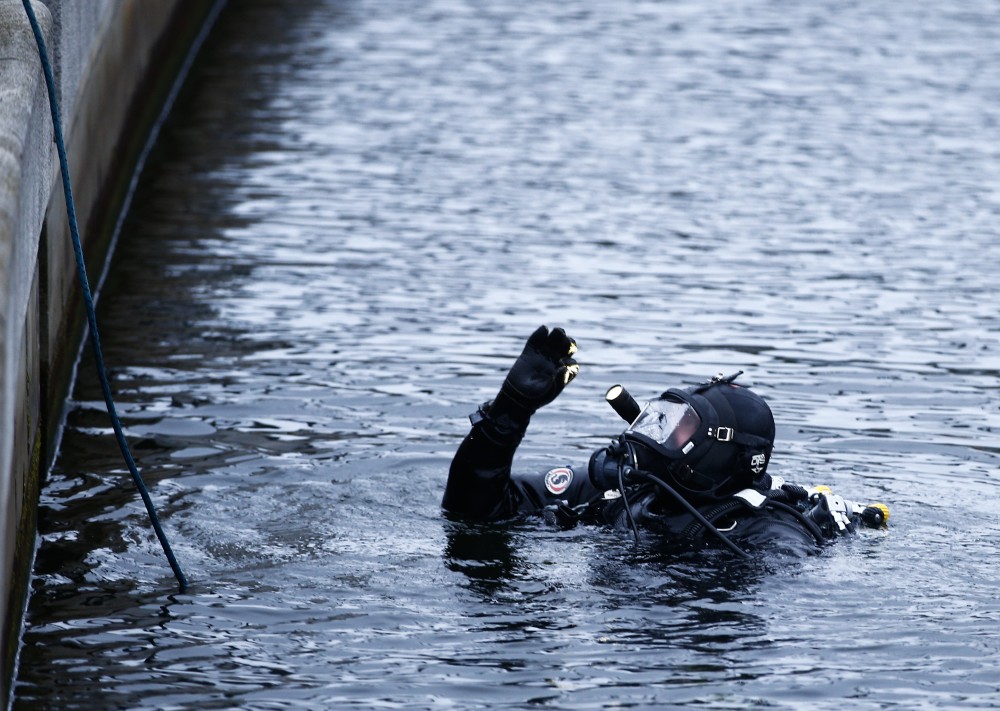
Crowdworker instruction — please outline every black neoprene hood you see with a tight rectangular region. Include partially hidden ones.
[667,380,776,489]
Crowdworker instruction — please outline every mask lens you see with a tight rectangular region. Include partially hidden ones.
[627,398,701,453]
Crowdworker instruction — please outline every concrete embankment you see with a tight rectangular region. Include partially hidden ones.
[0,0,223,700]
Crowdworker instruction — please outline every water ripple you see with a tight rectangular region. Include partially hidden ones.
[15,0,1000,708]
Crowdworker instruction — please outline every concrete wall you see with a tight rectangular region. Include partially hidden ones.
[0,0,223,701]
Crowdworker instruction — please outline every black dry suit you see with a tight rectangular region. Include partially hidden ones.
[444,373,888,557]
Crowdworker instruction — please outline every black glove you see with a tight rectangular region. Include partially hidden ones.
[488,325,580,421]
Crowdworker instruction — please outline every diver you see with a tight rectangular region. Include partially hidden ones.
[443,325,888,558]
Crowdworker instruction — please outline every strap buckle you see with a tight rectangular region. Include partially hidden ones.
[469,401,491,426]
[709,426,734,442]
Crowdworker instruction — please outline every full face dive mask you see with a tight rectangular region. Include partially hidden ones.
[591,373,776,501]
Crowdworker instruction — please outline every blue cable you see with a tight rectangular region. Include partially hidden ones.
[21,0,188,590]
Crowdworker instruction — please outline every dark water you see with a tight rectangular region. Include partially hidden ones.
[13,0,1000,708]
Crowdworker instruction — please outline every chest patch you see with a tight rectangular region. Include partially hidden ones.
[544,467,574,495]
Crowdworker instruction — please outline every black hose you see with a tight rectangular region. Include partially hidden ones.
[22,0,187,589]
[621,457,751,560]
[618,456,641,544]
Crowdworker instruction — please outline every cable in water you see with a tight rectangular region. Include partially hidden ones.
[21,0,188,590]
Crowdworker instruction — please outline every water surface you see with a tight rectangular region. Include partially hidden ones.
[14,0,1000,708]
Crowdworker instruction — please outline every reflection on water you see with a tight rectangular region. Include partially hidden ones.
[14,0,1000,708]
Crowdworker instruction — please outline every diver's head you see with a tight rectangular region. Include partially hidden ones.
[591,373,775,501]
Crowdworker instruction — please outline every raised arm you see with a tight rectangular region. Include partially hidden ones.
[443,326,579,520]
